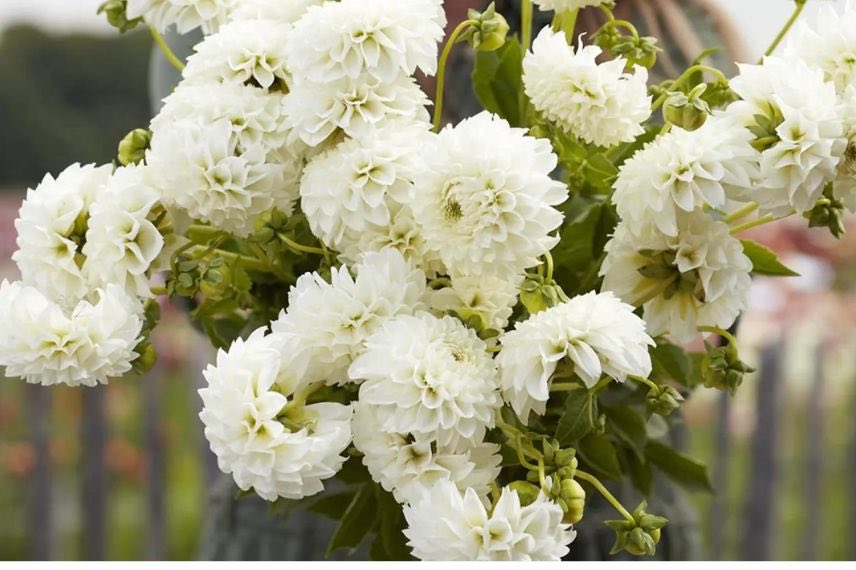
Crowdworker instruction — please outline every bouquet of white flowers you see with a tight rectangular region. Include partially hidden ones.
[3,0,854,561]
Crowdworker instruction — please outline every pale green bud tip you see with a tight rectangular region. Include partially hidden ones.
[663,84,710,131]
[462,2,509,52]
[117,128,152,166]
[98,0,142,33]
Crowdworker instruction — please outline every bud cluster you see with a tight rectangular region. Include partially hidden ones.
[605,501,668,557]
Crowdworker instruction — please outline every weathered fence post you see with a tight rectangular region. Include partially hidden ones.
[802,343,825,560]
[708,390,732,559]
[741,340,782,561]
[27,384,53,560]
[144,365,166,560]
[81,387,107,560]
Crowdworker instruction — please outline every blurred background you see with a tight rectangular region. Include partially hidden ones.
[1,0,855,561]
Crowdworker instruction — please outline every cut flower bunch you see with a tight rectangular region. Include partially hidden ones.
[4,0,856,561]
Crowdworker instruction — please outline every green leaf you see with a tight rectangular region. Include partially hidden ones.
[577,434,622,480]
[650,341,693,387]
[471,39,525,126]
[370,486,413,561]
[623,450,654,496]
[308,490,357,520]
[326,483,378,557]
[741,239,800,277]
[645,441,714,492]
[555,389,592,444]
[603,406,647,461]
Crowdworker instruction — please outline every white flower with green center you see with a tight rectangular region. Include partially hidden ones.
[0,281,143,387]
[282,74,431,147]
[272,248,429,385]
[532,0,611,13]
[352,402,501,505]
[403,480,575,561]
[412,111,567,279]
[351,312,501,447]
[784,0,856,94]
[288,0,445,83]
[127,0,237,34]
[183,19,293,92]
[613,116,758,237]
[82,165,165,298]
[300,121,430,257]
[523,28,651,147]
[199,327,353,501]
[497,291,654,419]
[429,273,522,333]
[726,57,846,216]
[12,163,112,307]
[600,212,752,343]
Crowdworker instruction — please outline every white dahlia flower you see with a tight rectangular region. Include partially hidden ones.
[403,481,575,561]
[783,0,856,94]
[523,28,651,147]
[183,19,292,92]
[429,273,522,333]
[600,212,752,343]
[411,112,566,279]
[0,281,143,387]
[82,165,164,298]
[532,0,611,13]
[726,57,846,216]
[272,248,428,384]
[199,327,353,501]
[497,291,653,419]
[228,0,323,25]
[352,402,501,505]
[12,163,111,306]
[283,74,431,147]
[126,0,237,34]
[299,121,430,256]
[350,312,501,447]
[146,117,294,237]
[613,116,758,237]
[288,0,445,82]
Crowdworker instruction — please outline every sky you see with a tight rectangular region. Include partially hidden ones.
[0,0,851,60]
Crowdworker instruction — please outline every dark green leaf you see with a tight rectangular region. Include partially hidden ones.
[308,490,356,520]
[471,39,525,126]
[645,441,714,492]
[370,486,413,561]
[741,239,800,277]
[326,484,378,557]
[577,434,622,480]
[555,389,592,444]
[623,450,654,496]
[603,406,647,460]
[650,342,691,386]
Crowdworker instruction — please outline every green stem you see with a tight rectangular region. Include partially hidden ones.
[188,245,270,273]
[552,10,579,44]
[651,65,730,110]
[433,20,477,132]
[188,224,226,243]
[698,325,738,347]
[629,374,659,392]
[728,214,777,234]
[575,469,635,522]
[550,382,583,392]
[762,0,808,60]
[149,26,185,72]
[521,0,534,51]
[276,232,326,256]
[544,250,555,283]
[723,201,759,223]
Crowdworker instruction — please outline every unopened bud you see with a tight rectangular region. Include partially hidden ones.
[702,341,755,395]
[98,0,142,33]
[663,84,710,131]
[804,183,846,238]
[463,3,509,52]
[647,385,684,416]
[559,478,586,524]
[118,128,151,166]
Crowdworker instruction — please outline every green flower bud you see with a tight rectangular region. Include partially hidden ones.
[663,84,710,131]
[702,341,755,395]
[199,260,232,299]
[804,183,846,238]
[519,278,560,315]
[559,478,586,524]
[131,342,157,375]
[606,501,668,557]
[462,3,509,52]
[98,0,142,33]
[554,448,577,469]
[625,527,657,556]
[117,128,151,166]
[646,385,684,416]
[508,481,541,507]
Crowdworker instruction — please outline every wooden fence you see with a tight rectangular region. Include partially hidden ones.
[10,337,856,561]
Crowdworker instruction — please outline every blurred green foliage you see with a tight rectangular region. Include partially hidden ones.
[0,25,151,188]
